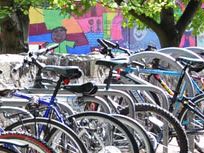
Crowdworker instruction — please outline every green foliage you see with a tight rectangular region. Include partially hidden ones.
[190,8,204,35]
[0,0,95,20]
[0,0,203,36]
[0,6,12,20]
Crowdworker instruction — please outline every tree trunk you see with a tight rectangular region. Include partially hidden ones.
[0,10,29,54]
[156,8,181,48]
[157,30,182,48]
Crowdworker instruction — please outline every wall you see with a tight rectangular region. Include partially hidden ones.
[29,4,161,54]
[29,3,202,54]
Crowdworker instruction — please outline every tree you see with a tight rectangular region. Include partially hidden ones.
[0,0,203,53]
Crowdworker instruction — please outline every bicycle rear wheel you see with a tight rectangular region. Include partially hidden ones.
[112,114,155,153]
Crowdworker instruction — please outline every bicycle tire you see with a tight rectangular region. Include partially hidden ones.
[0,146,17,153]
[67,111,139,153]
[178,93,204,152]
[178,92,204,126]
[112,114,155,153]
[134,103,189,153]
[0,131,55,153]
[5,117,88,153]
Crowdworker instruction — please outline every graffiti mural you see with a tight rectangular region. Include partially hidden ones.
[29,4,162,54]
[30,3,203,54]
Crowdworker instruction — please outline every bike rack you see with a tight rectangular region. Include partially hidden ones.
[186,46,204,55]
[158,47,203,59]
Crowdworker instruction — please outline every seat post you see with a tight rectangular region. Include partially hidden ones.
[106,66,114,90]
[52,76,63,98]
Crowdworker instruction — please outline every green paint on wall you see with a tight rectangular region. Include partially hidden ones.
[44,9,70,30]
[103,13,116,39]
[54,40,75,54]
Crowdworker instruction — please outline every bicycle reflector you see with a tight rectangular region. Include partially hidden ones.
[63,79,70,85]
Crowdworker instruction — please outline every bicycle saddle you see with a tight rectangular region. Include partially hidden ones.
[64,82,98,95]
[96,58,129,68]
[43,65,82,79]
[0,89,13,97]
[176,56,204,72]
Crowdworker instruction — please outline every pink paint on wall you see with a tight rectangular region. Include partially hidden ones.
[77,17,103,33]
[179,31,195,47]
[111,13,123,40]
[29,23,50,35]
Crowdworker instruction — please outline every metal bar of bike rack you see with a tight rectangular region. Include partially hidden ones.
[94,89,135,118]
[96,84,169,110]
[186,46,204,55]
[158,47,203,59]
[20,83,169,111]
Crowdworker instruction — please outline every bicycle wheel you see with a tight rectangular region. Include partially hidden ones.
[5,117,88,153]
[74,98,155,152]
[0,146,17,153]
[66,111,139,153]
[112,114,155,153]
[0,131,55,153]
[178,93,204,152]
[134,103,188,153]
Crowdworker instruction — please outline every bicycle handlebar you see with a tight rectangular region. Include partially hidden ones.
[97,39,109,49]
[99,39,131,56]
[102,39,131,55]
[12,43,59,73]
[33,43,59,56]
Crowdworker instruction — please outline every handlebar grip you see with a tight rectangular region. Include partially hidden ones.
[97,39,108,48]
[102,39,131,55]
[12,63,24,73]
[102,39,118,48]
[47,43,59,51]
[34,43,59,56]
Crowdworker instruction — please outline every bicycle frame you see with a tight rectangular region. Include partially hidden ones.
[124,65,203,96]
[13,91,65,123]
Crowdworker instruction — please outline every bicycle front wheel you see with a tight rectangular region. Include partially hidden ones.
[5,117,88,153]
[0,131,55,153]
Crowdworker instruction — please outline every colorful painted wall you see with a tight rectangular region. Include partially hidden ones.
[29,4,201,54]
[29,4,161,54]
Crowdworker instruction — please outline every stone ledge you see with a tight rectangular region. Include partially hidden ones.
[0,53,105,88]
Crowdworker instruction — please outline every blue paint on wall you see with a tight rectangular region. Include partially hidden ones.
[29,33,53,43]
